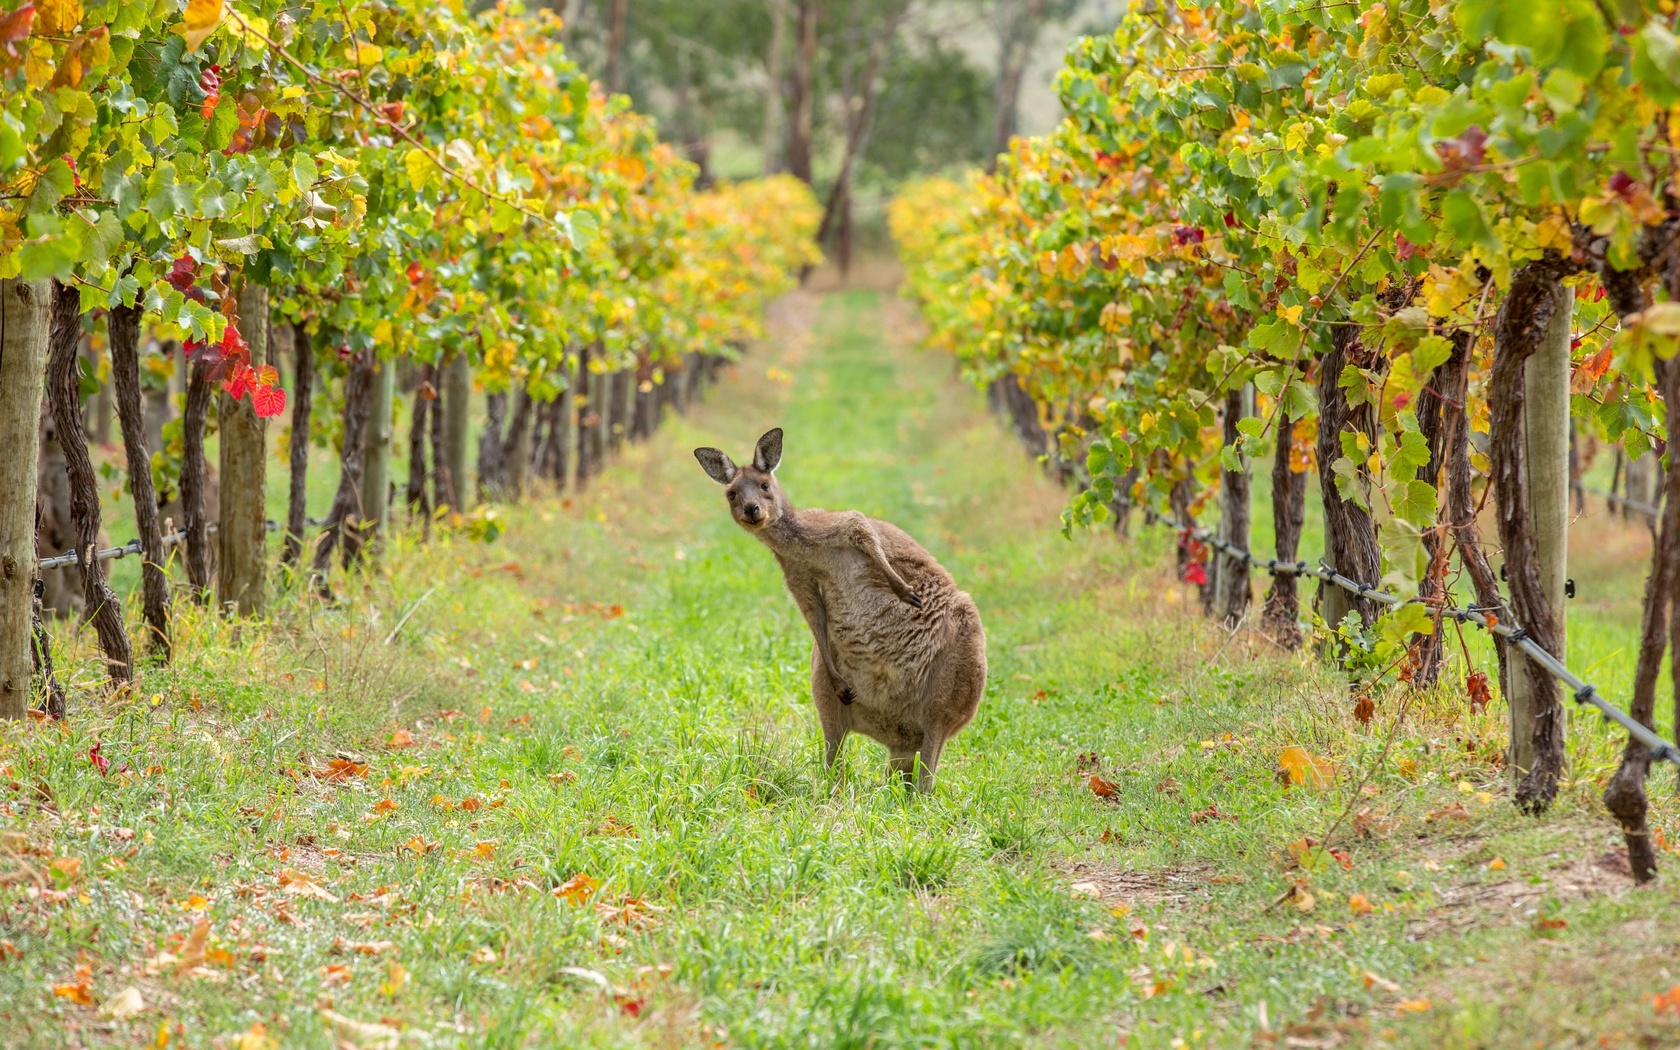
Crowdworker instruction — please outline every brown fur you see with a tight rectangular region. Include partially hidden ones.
[695,429,986,790]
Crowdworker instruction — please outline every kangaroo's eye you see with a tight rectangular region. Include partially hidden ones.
[760,483,770,493]
[726,491,737,501]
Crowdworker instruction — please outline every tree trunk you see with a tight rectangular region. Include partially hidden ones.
[478,391,508,503]
[348,355,395,563]
[312,355,375,580]
[588,360,608,473]
[181,359,215,599]
[1490,262,1572,814]
[283,322,314,566]
[109,302,171,659]
[501,387,535,500]
[407,363,434,526]
[1315,326,1383,636]
[218,283,269,618]
[46,281,132,685]
[814,5,907,256]
[576,347,597,489]
[990,0,1050,167]
[442,352,471,511]
[786,0,817,184]
[1215,386,1252,627]
[1261,407,1307,649]
[0,279,51,719]
[604,0,628,94]
[762,0,788,174]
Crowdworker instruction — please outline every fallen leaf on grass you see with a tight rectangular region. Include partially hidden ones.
[1278,747,1337,789]
[319,963,353,986]
[279,869,340,902]
[1363,971,1401,993]
[1653,985,1680,1015]
[615,995,645,1017]
[402,836,440,856]
[557,965,612,992]
[338,939,397,956]
[319,1009,407,1050]
[313,758,368,781]
[98,986,144,1020]
[1189,804,1231,824]
[1347,894,1374,916]
[1534,915,1567,932]
[52,964,95,1005]
[555,873,599,904]
[471,841,497,861]
[1272,881,1315,913]
[547,772,577,785]
[1069,881,1101,899]
[1394,998,1432,1015]
[1087,774,1119,799]
[387,729,416,749]
[380,960,408,999]
[1487,858,1507,871]
[470,946,498,964]
[593,816,636,837]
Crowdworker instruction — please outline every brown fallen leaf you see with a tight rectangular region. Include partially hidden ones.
[52,963,95,1005]
[387,729,416,749]
[1087,774,1119,799]
[555,873,599,904]
[1277,747,1336,789]
[278,869,341,903]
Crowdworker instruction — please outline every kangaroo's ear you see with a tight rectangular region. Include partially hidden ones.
[754,428,784,473]
[693,447,737,485]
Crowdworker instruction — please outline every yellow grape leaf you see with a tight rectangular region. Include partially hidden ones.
[1278,746,1336,789]
[36,0,81,35]
[182,0,224,52]
[1279,303,1304,327]
[1534,213,1572,251]
[344,41,382,66]
[404,148,431,192]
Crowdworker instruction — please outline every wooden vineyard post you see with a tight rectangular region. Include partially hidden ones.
[0,279,52,718]
[442,352,471,511]
[1509,283,1573,781]
[1214,385,1253,627]
[283,322,315,567]
[218,282,269,617]
[358,354,396,551]
[1261,405,1307,649]
[1491,264,1572,813]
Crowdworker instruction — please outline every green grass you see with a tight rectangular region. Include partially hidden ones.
[5,290,1680,1049]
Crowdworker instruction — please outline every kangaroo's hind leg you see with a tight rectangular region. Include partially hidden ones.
[811,646,848,770]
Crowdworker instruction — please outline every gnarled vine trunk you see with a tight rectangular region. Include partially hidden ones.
[181,358,215,600]
[46,281,132,686]
[1261,405,1307,649]
[109,302,171,658]
[1215,385,1252,628]
[218,283,269,617]
[313,354,376,581]
[1315,325,1383,635]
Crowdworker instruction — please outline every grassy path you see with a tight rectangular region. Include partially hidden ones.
[5,291,1680,1048]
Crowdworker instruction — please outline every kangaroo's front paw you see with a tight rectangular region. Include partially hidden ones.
[838,684,857,705]
[898,588,923,609]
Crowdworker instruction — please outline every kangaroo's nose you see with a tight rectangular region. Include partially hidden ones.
[744,503,762,521]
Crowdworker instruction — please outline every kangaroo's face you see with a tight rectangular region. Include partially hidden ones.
[694,428,785,531]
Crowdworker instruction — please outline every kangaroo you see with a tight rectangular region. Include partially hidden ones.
[694,428,986,791]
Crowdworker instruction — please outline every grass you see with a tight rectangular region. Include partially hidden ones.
[4,289,1680,1049]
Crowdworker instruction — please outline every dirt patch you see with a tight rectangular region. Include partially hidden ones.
[1403,846,1634,941]
[1059,861,1217,910]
